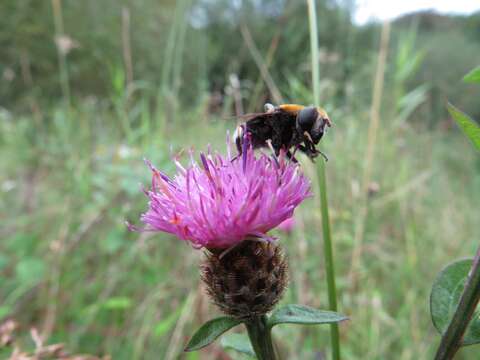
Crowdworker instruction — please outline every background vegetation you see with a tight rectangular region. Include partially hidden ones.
[1,0,480,358]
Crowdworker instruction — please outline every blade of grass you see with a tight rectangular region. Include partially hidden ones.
[51,0,71,108]
[172,0,191,98]
[160,3,180,93]
[247,31,280,112]
[447,103,480,152]
[307,1,340,359]
[121,7,134,88]
[164,290,197,360]
[240,23,283,105]
[348,21,390,288]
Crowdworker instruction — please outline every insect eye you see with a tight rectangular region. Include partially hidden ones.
[297,107,317,130]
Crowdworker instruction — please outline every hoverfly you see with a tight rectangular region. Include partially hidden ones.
[234,103,331,161]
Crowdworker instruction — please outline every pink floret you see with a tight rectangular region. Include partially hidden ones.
[277,217,296,234]
[133,138,311,249]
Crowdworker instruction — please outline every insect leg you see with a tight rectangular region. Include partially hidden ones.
[230,125,246,162]
[299,144,317,163]
[234,125,244,156]
[285,150,298,163]
[309,143,328,162]
[316,149,328,162]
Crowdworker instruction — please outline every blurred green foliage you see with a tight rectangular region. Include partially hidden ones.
[2,0,479,119]
[1,0,480,359]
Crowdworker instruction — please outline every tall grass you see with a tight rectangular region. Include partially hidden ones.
[2,82,480,359]
[51,0,71,108]
[349,21,391,287]
[307,1,340,359]
[2,3,480,359]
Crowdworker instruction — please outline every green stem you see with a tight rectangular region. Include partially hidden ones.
[317,160,340,360]
[307,1,341,359]
[51,0,71,108]
[307,0,320,105]
[245,316,276,360]
[434,246,480,360]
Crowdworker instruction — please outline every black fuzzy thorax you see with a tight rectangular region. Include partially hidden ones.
[244,110,303,154]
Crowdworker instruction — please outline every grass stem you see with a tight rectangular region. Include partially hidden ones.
[240,23,283,105]
[51,0,71,108]
[317,160,340,360]
[307,1,340,359]
[348,21,390,287]
[121,7,134,88]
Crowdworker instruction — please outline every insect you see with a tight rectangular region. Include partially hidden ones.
[234,103,331,162]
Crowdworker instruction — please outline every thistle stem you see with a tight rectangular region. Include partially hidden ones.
[245,315,276,360]
[434,246,480,360]
[307,0,341,359]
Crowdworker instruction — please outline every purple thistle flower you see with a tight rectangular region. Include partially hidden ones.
[130,135,311,249]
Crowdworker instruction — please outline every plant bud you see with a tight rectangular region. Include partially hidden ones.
[201,240,288,320]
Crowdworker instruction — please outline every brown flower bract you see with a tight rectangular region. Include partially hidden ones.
[201,240,288,320]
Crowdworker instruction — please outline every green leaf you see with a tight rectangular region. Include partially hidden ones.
[154,305,183,338]
[101,229,126,253]
[430,259,480,345]
[447,103,480,152]
[0,254,9,271]
[463,66,480,84]
[268,304,348,329]
[102,296,132,310]
[15,258,46,286]
[185,317,242,352]
[221,333,255,357]
[7,233,39,256]
[184,352,200,360]
[0,305,11,320]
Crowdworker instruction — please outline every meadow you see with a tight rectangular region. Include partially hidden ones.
[1,1,480,359]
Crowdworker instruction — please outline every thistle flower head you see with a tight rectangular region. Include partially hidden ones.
[132,134,311,249]
[202,240,288,319]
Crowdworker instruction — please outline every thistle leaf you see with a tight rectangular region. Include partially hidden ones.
[268,304,348,329]
[184,317,242,352]
[430,259,480,345]
[221,333,255,357]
